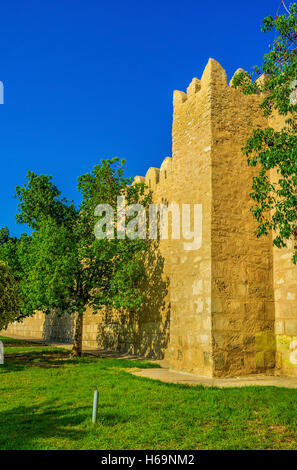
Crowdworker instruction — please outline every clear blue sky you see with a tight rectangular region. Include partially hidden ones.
[0,0,278,236]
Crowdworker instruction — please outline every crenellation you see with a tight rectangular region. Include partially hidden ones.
[229,68,250,87]
[145,167,160,188]
[159,157,172,182]
[200,58,228,90]
[255,73,270,87]
[186,77,201,96]
[133,175,145,184]
[173,90,187,106]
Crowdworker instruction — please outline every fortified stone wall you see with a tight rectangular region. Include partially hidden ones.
[209,62,275,376]
[268,112,297,376]
[2,59,297,377]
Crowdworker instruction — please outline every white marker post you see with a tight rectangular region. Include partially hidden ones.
[0,341,4,365]
[92,388,99,424]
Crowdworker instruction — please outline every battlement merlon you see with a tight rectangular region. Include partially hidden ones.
[173,58,268,107]
[134,58,268,189]
[173,58,228,107]
[133,157,172,188]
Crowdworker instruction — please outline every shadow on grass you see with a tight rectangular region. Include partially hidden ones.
[0,336,35,344]
[0,400,90,449]
[0,336,52,348]
[1,348,160,374]
[2,350,97,373]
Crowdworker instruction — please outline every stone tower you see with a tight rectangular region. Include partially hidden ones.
[138,58,274,377]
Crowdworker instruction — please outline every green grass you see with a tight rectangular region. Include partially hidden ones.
[1,336,297,450]
[0,335,31,343]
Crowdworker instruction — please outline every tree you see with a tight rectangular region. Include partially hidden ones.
[14,158,150,356]
[15,171,77,230]
[0,172,75,326]
[0,227,30,281]
[232,2,297,263]
[0,261,22,331]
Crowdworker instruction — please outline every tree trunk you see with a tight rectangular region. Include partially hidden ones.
[71,312,83,357]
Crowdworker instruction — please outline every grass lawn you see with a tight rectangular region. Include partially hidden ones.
[0,336,297,450]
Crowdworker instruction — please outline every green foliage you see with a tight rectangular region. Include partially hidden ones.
[0,261,22,330]
[232,3,297,263]
[0,227,30,280]
[76,158,151,311]
[18,219,81,316]
[15,171,76,230]
[4,158,151,352]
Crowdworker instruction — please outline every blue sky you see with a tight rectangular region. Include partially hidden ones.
[0,0,278,236]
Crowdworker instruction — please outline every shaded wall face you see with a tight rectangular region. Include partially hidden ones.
[2,311,75,344]
[268,113,297,376]
[210,72,275,376]
[273,241,297,376]
[2,305,170,357]
[43,311,75,343]
[85,255,171,358]
[3,312,46,340]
